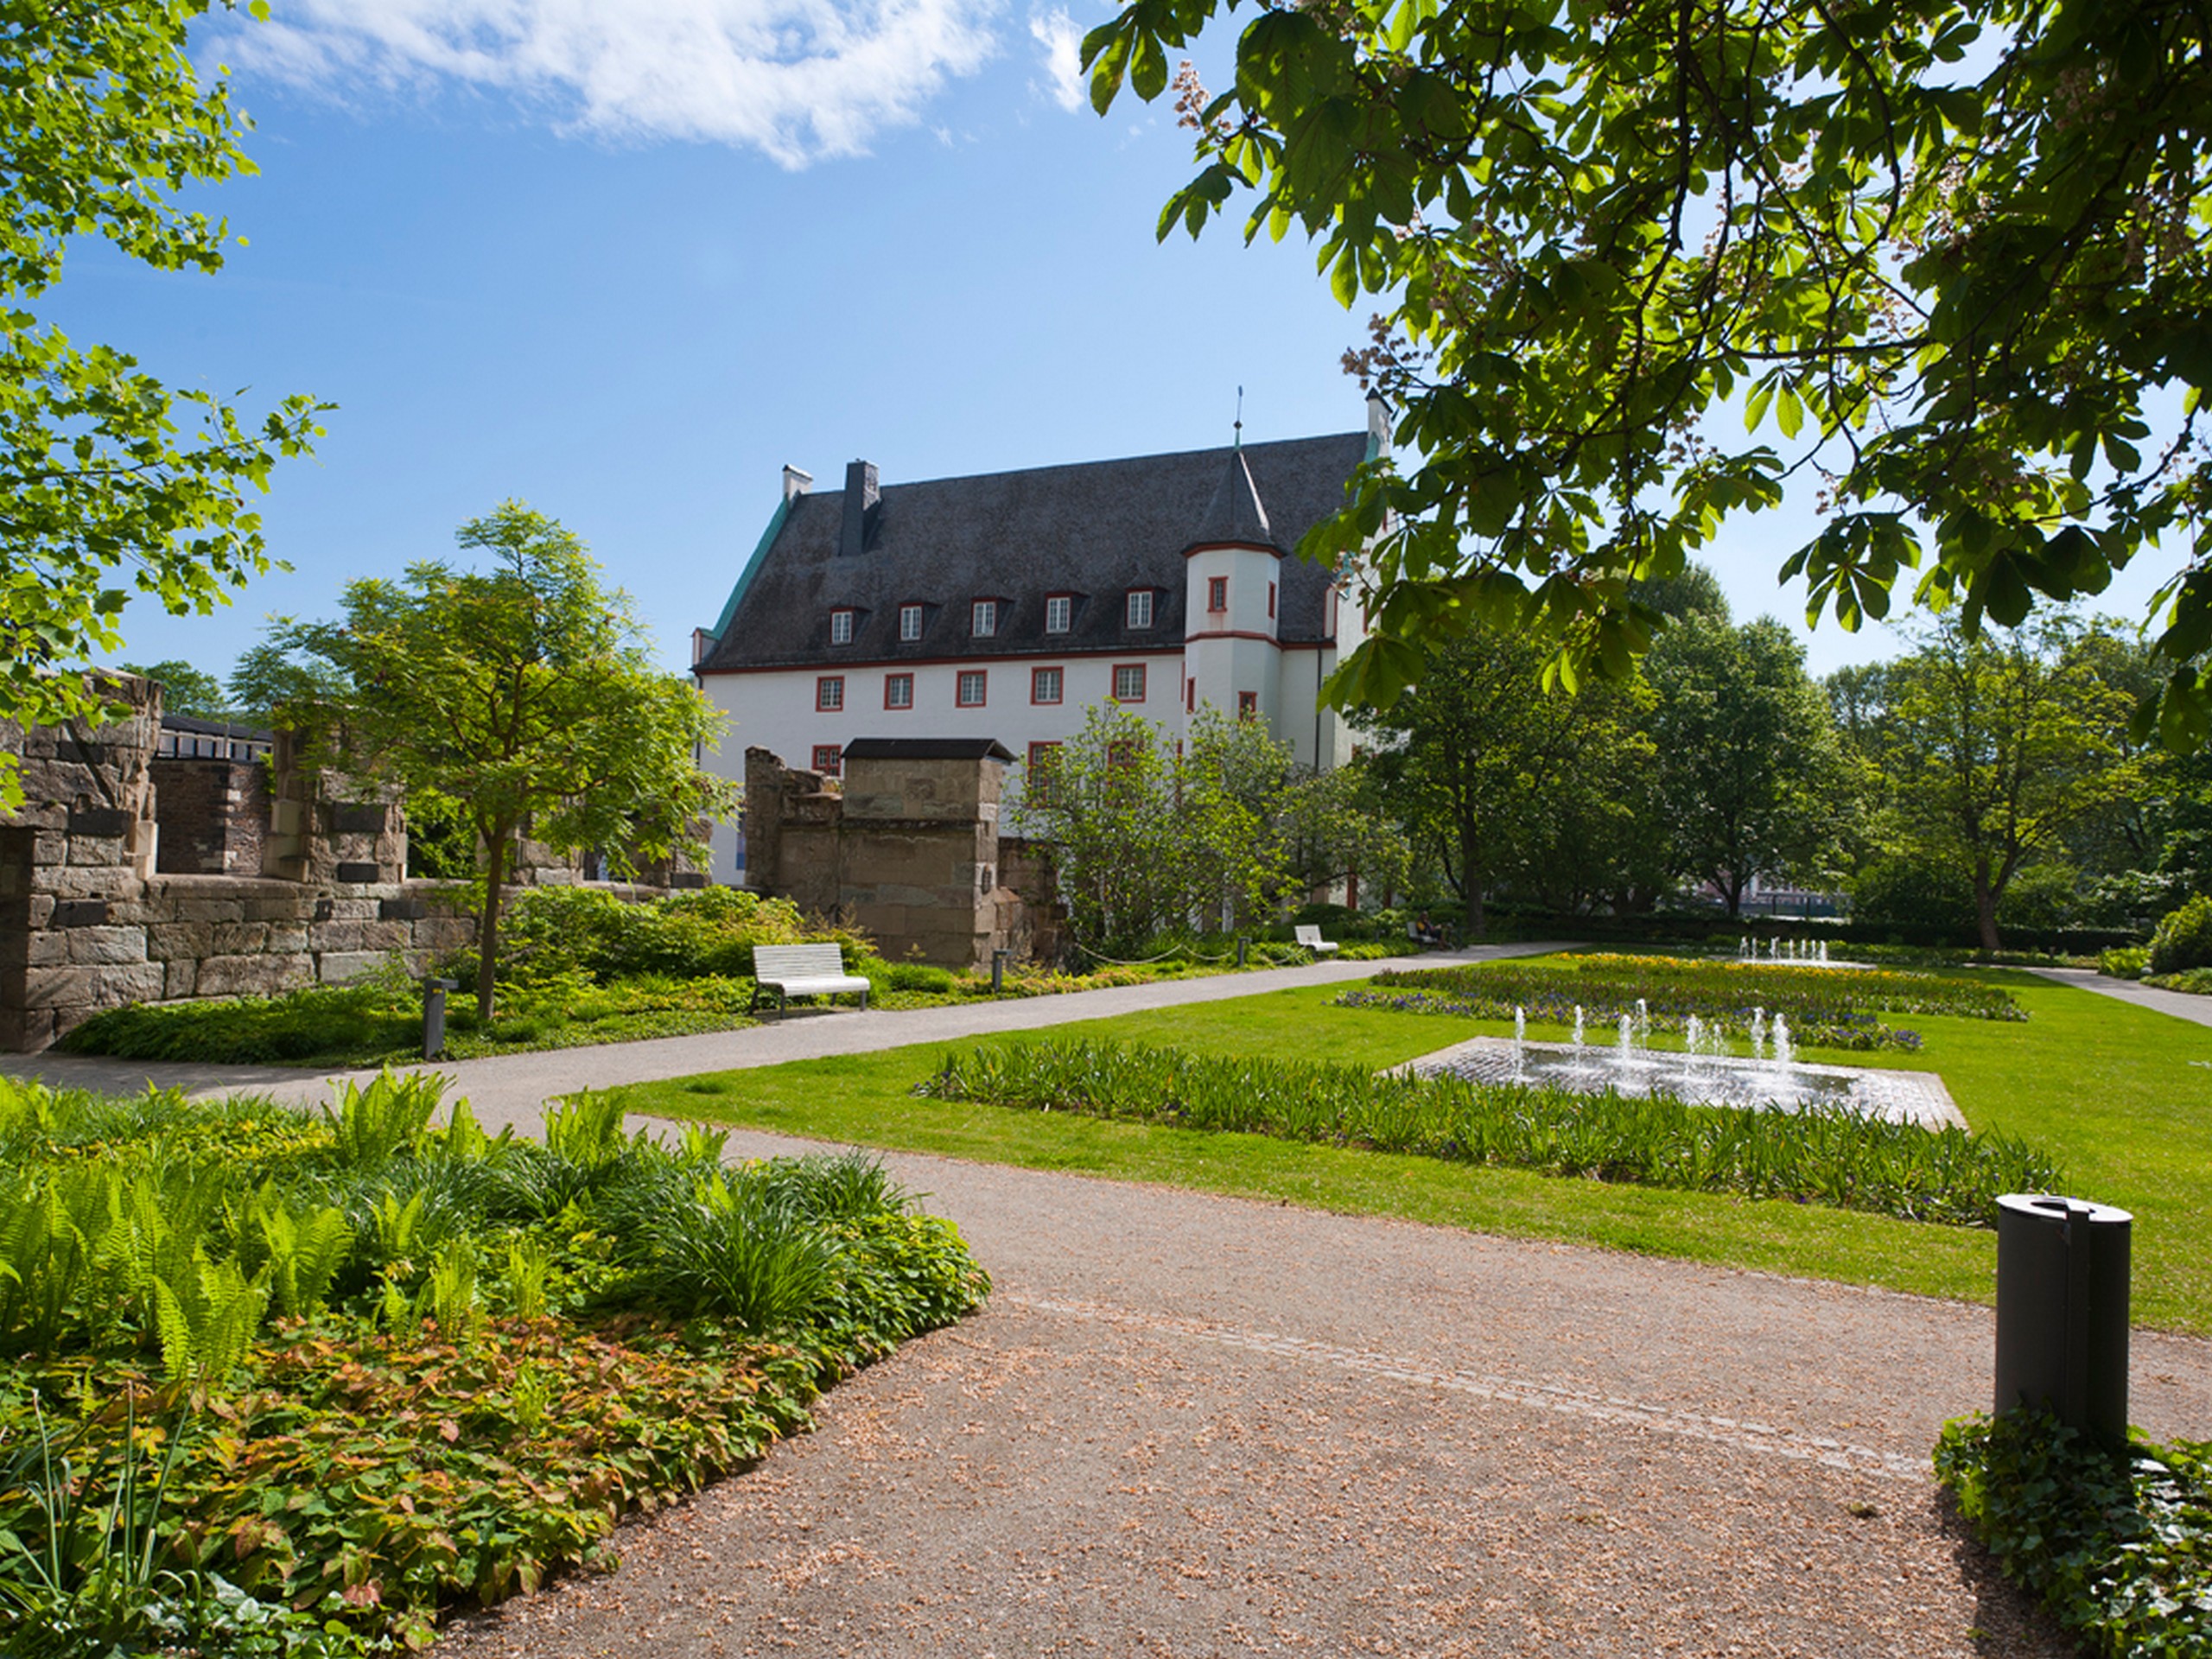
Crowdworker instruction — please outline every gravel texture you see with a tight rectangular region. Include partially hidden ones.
[440,1129,2212,1658]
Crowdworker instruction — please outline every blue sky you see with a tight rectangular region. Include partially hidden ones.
[57,0,2168,690]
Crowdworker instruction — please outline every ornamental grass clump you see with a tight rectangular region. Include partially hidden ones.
[917,1039,2057,1227]
[0,1071,988,1654]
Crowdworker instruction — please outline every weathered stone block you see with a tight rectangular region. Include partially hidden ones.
[195,955,314,998]
[32,831,67,863]
[327,897,380,922]
[164,959,198,998]
[67,927,147,966]
[52,899,109,928]
[265,924,310,955]
[66,835,128,866]
[21,966,92,1009]
[244,892,314,923]
[381,894,429,921]
[85,963,163,1007]
[146,922,214,961]
[171,895,248,924]
[209,922,270,955]
[332,803,390,835]
[308,920,410,955]
[334,861,383,885]
[316,951,388,984]
[67,806,133,838]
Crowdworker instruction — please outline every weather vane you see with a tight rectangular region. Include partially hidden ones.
[1234,385,1243,448]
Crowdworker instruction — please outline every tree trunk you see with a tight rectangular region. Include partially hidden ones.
[475,830,510,1021]
[1724,871,1745,919]
[1974,860,2002,954]
[1459,804,1486,941]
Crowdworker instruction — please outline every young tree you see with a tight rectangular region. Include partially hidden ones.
[1643,616,1847,916]
[116,660,233,722]
[1362,626,1654,938]
[254,503,736,1018]
[1877,617,2140,950]
[1,3,323,803]
[1081,0,2212,746]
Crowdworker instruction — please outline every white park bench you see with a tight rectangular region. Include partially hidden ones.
[749,943,871,1014]
[1293,925,1339,957]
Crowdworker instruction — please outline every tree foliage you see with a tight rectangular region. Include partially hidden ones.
[1362,626,1656,934]
[1853,615,2139,948]
[115,659,232,722]
[1082,0,2212,747]
[1015,703,1406,952]
[251,503,736,1019]
[1644,615,1845,915]
[0,2,325,803]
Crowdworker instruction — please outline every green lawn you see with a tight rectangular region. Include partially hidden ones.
[596,963,2212,1335]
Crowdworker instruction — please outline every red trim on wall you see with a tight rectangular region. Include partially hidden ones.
[699,647,1186,676]
[1180,539,1284,559]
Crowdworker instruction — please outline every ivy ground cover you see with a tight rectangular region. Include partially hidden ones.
[1338,952,2026,1052]
[0,1073,988,1656]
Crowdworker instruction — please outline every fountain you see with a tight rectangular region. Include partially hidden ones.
[1571,1005,1589,1079]
[1773,1013,1795,1068]
[1615,1013,1640,1083]
[1513,1006,1527,1081]
[1751,1006,1768,1062]
[1635,997,1650,1046]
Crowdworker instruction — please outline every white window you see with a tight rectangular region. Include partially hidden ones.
[972,599,997,638]
[885,672,914,709]
[899,603,924,641]
[957,670,988,708]
[1113,664,1147,702]
[829,608,855,645]
[1032,666,1063,705]
[812,744,842,777]
[1126,589,1154,629]
[816,676,844,712]
[1045,594,1072,634]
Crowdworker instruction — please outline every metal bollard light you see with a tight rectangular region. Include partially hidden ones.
[422,977,457,1061]
[990,948,1008,995]
[1236,936,1249,968]
[1993,1193,2133,1449]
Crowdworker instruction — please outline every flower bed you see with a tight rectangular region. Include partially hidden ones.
[0,1073,988,1654]
[914,1039,2058,1226]
[1338,952,2026,1052]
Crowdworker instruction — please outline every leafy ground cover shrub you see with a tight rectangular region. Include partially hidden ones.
[2100,945,2152,980]
[2145,968,2212,995]
[1935,1411,2211,1657]
[916,1039,2058,1226]
[2149,894,2212,976]
[1339,953,2023,1052]
[0,1072,987,1653]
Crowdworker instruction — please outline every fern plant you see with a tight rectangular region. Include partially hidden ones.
[322,1070,447,1167]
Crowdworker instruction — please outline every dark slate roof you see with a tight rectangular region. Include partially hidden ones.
[1185,448,1277,552]
[697,431,1368,673]
[162,713,275,741]
[842,737,1015,761]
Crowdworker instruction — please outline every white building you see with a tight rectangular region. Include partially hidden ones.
[691,409,1386,882]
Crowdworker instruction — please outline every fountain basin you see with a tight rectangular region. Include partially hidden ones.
[1404,1036,1964,1130]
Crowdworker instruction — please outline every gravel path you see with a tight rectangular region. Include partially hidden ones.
[441,1127,2212,1658]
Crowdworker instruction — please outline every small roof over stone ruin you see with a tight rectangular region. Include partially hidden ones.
[842,737,1016,762]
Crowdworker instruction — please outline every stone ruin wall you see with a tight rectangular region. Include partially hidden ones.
[0,675,692,1054]
[742,745,1065,970]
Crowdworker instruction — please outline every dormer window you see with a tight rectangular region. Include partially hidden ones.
[1126,589,1154,629]
[899,602,925,642]
[829,608,855,645]
[971,599,999,638]
[1045,594,1073,634]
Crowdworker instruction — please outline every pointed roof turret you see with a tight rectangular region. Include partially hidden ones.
[1185,446,1281,553]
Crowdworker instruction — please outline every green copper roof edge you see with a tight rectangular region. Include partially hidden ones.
[706,495,792,647]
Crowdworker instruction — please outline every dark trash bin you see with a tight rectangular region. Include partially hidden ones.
[1993,1193,2132,1448]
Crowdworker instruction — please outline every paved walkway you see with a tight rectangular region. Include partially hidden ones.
[439,1118,2212,1658]
[0,946,1568,1129]
[2026,963,2212,1027]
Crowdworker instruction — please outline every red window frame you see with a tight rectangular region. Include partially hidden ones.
[816,675,844,712]
[1027,741,1061,804]
[1031,665,1064,705]
[957,669,988,708]
[1268,582,1276,619]
[884,672,914,710]
[1207,575,1228,613]
[811,744,843,777]
[1112,663,1147,703]
[1186,677,1196,713]
[1238,690,1259,719]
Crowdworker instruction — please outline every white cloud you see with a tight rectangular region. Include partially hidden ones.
[218,0,1001,168]
[1027,7,1084,113]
